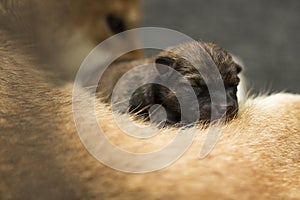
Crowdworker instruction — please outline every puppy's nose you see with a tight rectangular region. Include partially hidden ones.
[212,100,238,119]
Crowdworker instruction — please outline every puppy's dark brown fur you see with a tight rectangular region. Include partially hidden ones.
[104,41,242,125]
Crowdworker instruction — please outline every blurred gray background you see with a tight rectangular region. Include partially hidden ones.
[142,0,299,94]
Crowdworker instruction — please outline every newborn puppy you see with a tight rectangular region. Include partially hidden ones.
[109,41,242,126]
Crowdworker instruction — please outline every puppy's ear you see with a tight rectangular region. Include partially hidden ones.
[155,57,177,75]
[236,64,242,74]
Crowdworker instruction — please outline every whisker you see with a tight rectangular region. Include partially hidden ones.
[133,104,151,115]
[82,85,99,89]
[109,98,131,107]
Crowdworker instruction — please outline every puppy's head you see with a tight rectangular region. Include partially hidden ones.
[154,41,242,124]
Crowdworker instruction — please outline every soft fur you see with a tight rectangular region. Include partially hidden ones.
[1,1,300,199]
[127,41,242,125]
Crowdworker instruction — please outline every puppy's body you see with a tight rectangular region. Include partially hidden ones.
[107,41,241,125]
